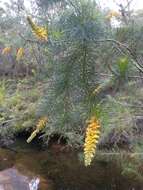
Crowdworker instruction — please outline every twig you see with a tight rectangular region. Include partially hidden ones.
[18,33,46,45]
[94,39,143,73]
[0,118,21,125]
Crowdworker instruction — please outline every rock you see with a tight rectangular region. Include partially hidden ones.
[0,168,51,190]
[0,168,31,190]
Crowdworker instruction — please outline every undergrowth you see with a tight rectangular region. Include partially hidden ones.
[0,78,44,145]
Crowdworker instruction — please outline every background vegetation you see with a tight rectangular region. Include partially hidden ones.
[0,0,143,155]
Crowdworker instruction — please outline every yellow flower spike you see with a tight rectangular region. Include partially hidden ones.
[16,48,24,61]
[36,116,48,131]
[106,10,120,20]
[92,85,102,95]
[27,16,48,41]
[111,10,120,17]
[26,130,37,144]
[84,116,101,166]
[2,47,12,55]
[27,117,48,143]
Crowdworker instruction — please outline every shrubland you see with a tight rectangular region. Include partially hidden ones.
[0,0,143,166]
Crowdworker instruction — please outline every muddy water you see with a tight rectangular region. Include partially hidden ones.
[0,140,143,190]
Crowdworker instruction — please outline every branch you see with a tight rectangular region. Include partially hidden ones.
[108,64,119,76]
[94,39,143,73]
[125,0,134,9]
[18,33,46,45]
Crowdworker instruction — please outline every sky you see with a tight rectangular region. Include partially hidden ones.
[0,0,143,11]
[97,0,143,11]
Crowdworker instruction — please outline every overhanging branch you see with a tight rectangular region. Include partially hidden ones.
[94,39,143,73]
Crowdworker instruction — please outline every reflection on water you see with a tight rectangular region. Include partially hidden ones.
[0,140,143,190]
[0,168,42,190]
[29,178,40,190]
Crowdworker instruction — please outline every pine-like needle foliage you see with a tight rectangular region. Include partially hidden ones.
[37,0,107,146]
[84,116,101,166]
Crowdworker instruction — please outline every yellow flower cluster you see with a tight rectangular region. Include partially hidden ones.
[106,10,120,20]
[27,117,48,143]
[2,47,25,61]
[16,47,24,61]
[36,116,48,131]
[27,16,48,41]
[92,85,102,95]
[84,116,100,166]
[2,47,12,55]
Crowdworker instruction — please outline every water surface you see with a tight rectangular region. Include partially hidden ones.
[0,140,143,190]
